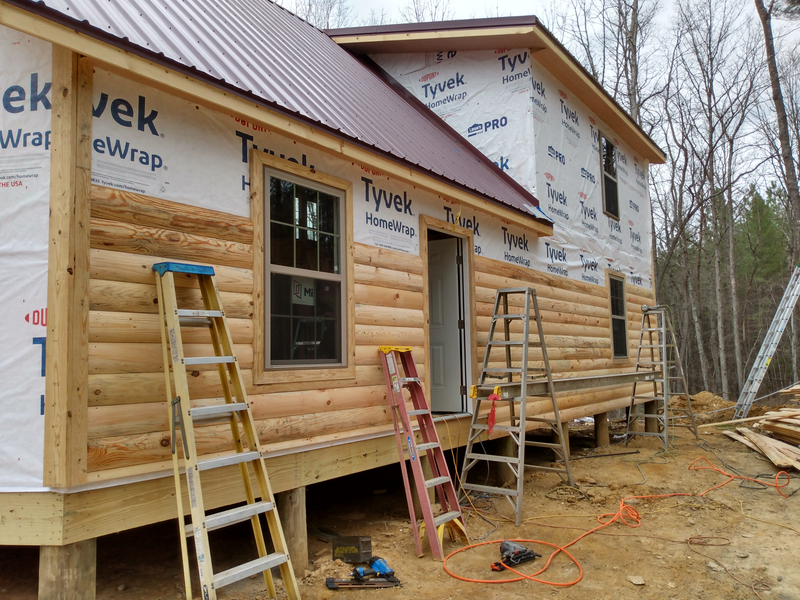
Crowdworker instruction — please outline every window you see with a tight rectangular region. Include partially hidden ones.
[266,169,345,366]
[250,149,354,385]
[609,275,628,358]
[600,133,619,219]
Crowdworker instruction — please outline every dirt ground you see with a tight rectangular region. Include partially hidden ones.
[2,403,800,600]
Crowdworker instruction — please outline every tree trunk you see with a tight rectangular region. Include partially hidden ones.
[687,272,711,391]
[727,157,744,392]
[754,0,800,255]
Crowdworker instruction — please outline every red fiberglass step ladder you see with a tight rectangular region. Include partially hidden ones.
[379,347,469,560]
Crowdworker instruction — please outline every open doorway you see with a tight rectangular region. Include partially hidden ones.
[427,229,471,413]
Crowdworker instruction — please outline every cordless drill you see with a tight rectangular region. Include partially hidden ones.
[352,556,397,582]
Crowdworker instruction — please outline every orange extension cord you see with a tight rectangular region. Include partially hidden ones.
[443,456,791,586]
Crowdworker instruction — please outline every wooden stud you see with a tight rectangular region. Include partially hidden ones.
[276,487,309,579]
[38,539,97,600]
[43,49,92,487]
[594,412,610,446]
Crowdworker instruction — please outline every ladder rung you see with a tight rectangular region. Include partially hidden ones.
[400,377,421,384]
[198,450,259,471]
[525,416,558,425]
[214,552,288,589]
[185,500,274,535]
[494,314,526,320]
[408,409,429,416]
[471,424,522,433]
[483,368,522,373]
[460,483,517,497]
[184,356,235,366]
[466,452,517,464]
[417,442,440,452]
[487,340,526,346]
[433,511,462,528]
[425,476,451,489]
[190,403,247,420]
[524,440,563,450]
[525,464,570,473]
[177,309,223,318]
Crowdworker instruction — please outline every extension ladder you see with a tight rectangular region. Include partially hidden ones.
[460,288,574,527]
[379,347,468,560]
[733,266,800,419]
[624,305,698,449]
[154,262,300,600]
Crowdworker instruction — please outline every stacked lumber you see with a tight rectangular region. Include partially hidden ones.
[723,408,800,470]
[756,408,800,446]
[779,384,800,401]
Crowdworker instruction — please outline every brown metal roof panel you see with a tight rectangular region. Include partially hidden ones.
[15,0,545,218]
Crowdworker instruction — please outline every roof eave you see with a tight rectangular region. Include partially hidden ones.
[329,21,666,165]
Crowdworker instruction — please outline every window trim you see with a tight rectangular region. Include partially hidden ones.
[599,131,620,221]
[607,270,628,359]
[251,149,355,386]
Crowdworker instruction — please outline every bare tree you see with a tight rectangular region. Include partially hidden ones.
[400,0,454,22]
[292,0,353,29]
[360,8,392,26]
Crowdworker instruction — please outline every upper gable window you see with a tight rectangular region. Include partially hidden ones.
[600,133,619,219]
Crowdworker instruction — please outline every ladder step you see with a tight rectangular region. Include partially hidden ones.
[185,500,274,535]
[184,356,235,366]
[433,511,462,528]
[524,440,563,450]
[483,368,522,374]
[190,403,247,420]
[408,409,429,416]
[400,377,421,384]
[466,452,518,464]
[525,464,571,473]
[493,314,526,320]
[460,483,517,497]
[471,424,522,433]
[487,340,526,346]
[177,309,223,318]
[417,442,440,452]
[525,416,558,425]
[214,552,288,589]
[425,476,451,489]
[198,450,260,472]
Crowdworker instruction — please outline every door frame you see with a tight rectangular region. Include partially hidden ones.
[420,214,478,413]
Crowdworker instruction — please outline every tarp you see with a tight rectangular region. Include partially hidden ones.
[0,25,51,489]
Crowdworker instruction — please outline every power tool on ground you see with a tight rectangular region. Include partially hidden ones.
[326,556,401,589]
[491,540,542,571]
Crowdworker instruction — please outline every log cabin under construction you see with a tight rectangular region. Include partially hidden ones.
[0,1,665,595]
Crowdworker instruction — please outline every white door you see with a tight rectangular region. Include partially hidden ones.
[428,237,467,412]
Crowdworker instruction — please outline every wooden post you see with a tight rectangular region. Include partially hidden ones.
[38,539,96,600]
[555,422,570,458]
[594,412,610,446]
[644,401,659,433]
[43,49,92,487]
[276,487,308,578]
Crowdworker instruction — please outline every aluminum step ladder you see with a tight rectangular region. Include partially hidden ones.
[733,266,800,419]
[459,288,574,527]
[624,305,698,449]
[154,262,300,600]
[379,347,468,560]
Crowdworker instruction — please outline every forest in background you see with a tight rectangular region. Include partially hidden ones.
[285,0,800,401]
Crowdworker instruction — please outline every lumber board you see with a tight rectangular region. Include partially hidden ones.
[88,310,252,344]
[353,263,423,292]
[87,406,393,472]
[0,493,65,545]
[354,305,425,328]
[90,185,253,244]
[90,217,253,269]
[736,429,794,469]
[353,242,424,275]
[353,283,424,310]
[90,248,253,293]
[354,323,425,347]
[723,430,761,452]
[89,279,253,318]
[88,342,254,374]
[43,48,91,487]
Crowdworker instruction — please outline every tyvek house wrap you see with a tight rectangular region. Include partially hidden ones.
[372,49,653,290]
[0,25,51,489]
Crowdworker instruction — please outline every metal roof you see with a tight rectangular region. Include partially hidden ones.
[13,0,546,220]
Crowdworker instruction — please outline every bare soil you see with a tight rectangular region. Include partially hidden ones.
[2,403,800,600]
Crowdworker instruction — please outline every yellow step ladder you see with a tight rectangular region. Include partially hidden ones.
[154,262,301,600]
